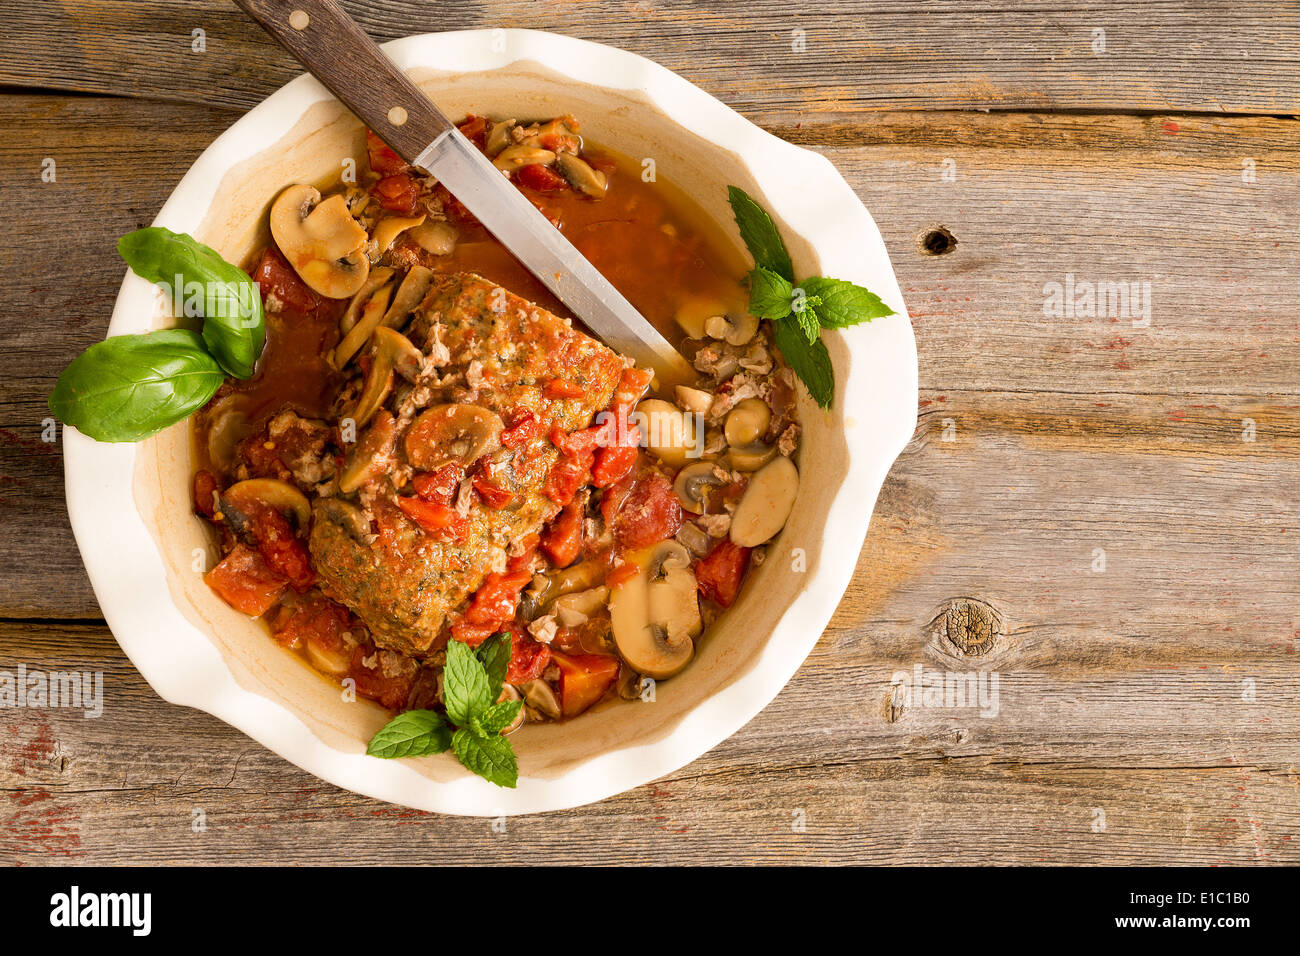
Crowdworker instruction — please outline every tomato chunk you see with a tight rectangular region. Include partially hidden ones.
[457,114,489,150]
[193,470,219,518]
[373,173,421,215]
[205,543,288,616]
[505,634,552,684]
[452,571,532,646]
[252,245,321,320]
[247,505,316,591]
[517,163,570,193]
[366,128,407,176]
[611,471,682,552]
[412,463,464,505]
[551,651,620,718]
[695,539,752,609]
[349,645,415,711]
[500,411,543,448]
[540,498,584,567]
[273,593,352,660]
[397,495,468,542]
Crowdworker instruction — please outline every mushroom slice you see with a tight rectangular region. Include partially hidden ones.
[338,411,396,494]
[674,297,730,339]
[726,441,777,473]
[269,184,370,299]
[339,267,396,335]
[520,679,561,720]
[221,478,312,531]
[553,586,610,628]
[609,543,698,680]
[497,684,527,735]
[373,326,423,381]
[725,398,772,447]
[404,403,503,470]
[673,461,725,515]
[372,213,426,256]
[730,454,799,547]
[485,119,516,157]
[381,265,435,330]
[332,282,394,369]
[554,153,608,198]
[635,399,702,468]
[674,385,713,416]
[205,400,248,472]
[493,145,556,172]
[703,311,759,346]
[304,634,353,677]
[409,220,458,256]
[313,497,372,542]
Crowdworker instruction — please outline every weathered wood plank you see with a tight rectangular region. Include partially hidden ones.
[1,1,1298,117]
[2,623,1296,864]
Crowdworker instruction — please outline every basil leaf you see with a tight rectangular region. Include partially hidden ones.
[799,276,894,328]
[48,329,225,442]
[747,266,795,320]
[443,639,492,727]
[118,227,265,379]
[476,699,523,735]
[475,632,512,702]
[366,710,452,759]
[771,318,834,410]
[452,728,519,788]
[728,186,794,282]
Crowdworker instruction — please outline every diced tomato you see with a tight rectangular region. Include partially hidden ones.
[600,467,637,527]
[612,366,655,406]
[273,593,352,656]
[252,245,321,319]
[449,621,498,647]
[543,378,587,399]
[544,429,598,506]
[205,543,288,616]
[471,474,515,509]
[242,504,316,591]
[397,495,468,542]
[457,114,489,150]
[591,443,639,489]
[516,163,569,193]
[538,131,582,154]
[412,463,464,505]
[506,534,540,573]
[462,570,532,626]
[349,645,415,711]
[500,411,542,448]
[606,561,639,589]
[366,128,407,176]
[540,498,584,567]
[611,471,682,552]
[373,173,421,215]
[551,650,620,718]
[193,470,219,518]
[505,633,552,684]
[695,538,752,609]
[434,183,478,226]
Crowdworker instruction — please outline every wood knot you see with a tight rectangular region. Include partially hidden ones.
[919,225,957,256]
[936,598,1005,657]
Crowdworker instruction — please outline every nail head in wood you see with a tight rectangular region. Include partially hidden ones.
[388,106,408,127]
[288,10,310,31]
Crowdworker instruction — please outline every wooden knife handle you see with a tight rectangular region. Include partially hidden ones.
[232,0,454,160]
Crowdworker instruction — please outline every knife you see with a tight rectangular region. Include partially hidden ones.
[231,0,695,387]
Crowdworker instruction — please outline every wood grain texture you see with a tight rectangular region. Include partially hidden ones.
[2,2,1299,863]
[1,1,1298,117]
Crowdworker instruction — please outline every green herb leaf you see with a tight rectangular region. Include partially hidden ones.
[48,329,226,442]
[475,632,512,702]
[791,303,821,344]
[452,728,519,788]
[118,227,265,379]
[443,639,493,728]
[798,275,894,328]
[771,318,835,409]
[747,266,795,320]
[476,699,524,735]
[365,710,452,759]
[728,186,794,282]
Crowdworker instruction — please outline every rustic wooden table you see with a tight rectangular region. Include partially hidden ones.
[2,1,1297,865]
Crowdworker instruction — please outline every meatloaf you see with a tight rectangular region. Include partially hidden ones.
[309,272,627,655]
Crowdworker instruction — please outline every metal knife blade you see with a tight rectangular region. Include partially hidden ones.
[232,0,694,386]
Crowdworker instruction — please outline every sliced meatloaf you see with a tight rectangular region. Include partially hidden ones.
[309,272,627,655]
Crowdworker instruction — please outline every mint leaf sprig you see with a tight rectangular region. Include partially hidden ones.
[727,185,895,409]
[366,632,523,788]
